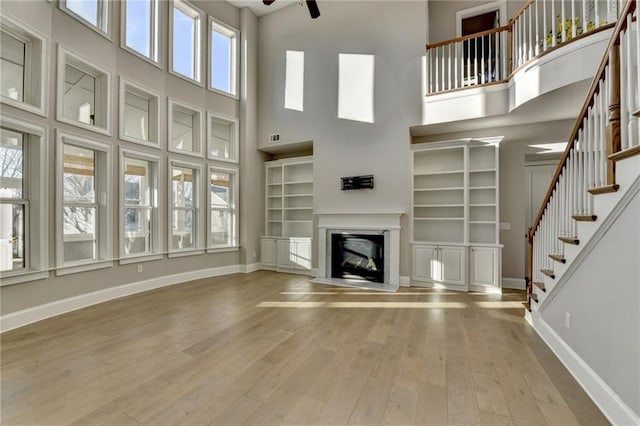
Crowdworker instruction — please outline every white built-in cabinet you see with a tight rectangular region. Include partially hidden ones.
[261,156,313,274]
[411,138,502,292]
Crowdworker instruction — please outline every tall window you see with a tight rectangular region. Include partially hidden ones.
[171,0,202,83]
[207,112,238,162]
[170,161,201,253]
[57,133,111,272]
[0,14,49,115]
[58,47,112,135]
[169,99,203,157]
[208,167,237,249]
[123,0,159,63]
[60,0,110,36]
[0,31,25,102]
[338,53,375,124]
[119,78,160,147]
[121,150,160,260]
[209,18,238,97]
[0,117,48,285]
[0,129,25,272]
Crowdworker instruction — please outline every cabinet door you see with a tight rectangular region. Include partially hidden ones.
[294,240,311,271]
[260,239,277,267]
[470,247,499,288]
[412,245,438,282]
[440,246,466,286]
[276,239,295,269]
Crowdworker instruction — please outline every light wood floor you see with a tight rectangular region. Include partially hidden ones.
[1,271,608,425]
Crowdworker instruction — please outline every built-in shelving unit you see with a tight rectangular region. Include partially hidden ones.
[411,138,502,292]
[262,156,313,274]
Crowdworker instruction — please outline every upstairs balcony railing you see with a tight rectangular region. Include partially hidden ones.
[426,0,625,95]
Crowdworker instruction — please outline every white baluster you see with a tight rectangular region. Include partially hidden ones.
[528,7,533,60]
[447,44,452,91]
[636,0,640,148]
[571,0,577,39]
[583,0,588,36]
[441,45,445,90]
[454,42,459,89]
[552,0,557,47]
[595,0,600,28]
[586,112,594,213]
[621,20,629,150]
[561,0,567,43]
[600,77,607,182]
[543,0,548,51]
[535,0,540,56]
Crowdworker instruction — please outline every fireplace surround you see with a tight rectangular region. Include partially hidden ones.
[312,212,403,291]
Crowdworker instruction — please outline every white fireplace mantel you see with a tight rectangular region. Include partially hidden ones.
[315,212,404,290]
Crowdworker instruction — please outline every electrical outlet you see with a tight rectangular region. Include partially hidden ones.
[137,265,143,273]
[565,312,571,329]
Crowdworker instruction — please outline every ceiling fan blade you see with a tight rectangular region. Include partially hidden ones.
[263,0,276,5]
[306,0,320,18]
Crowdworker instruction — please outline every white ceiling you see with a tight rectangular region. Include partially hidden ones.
[225,0,297,17]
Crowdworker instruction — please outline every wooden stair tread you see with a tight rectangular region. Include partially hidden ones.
[541,269,555,279]
[549,254,566,264]
[633,108,640,117]
[609,145,640,162]
[522,300,532,312]
[572,214,597,222]
[589,184,619,195]
[531,293,539,303]
[533,281,546,292]
[559,236,580,245]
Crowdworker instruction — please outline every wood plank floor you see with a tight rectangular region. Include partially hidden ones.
[1,271,608,425]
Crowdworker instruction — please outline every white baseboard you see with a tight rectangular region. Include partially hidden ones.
[310,268,319,277]
[399,276,410,287]
[240,262,261,273]
[534,317,640,425]
[0,263,260,333]
[502,277,526,290]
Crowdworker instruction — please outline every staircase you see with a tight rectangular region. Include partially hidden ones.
[526,0,640,312]
[525,1,640,423]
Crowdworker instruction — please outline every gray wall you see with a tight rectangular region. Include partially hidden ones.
[0,1,260,315]
[542,187,640,418]
[428,0,527,42]
[257,1,427,276]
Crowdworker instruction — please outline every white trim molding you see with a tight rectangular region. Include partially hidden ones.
[502,277,526,290]
[0,264,258,332]
[534,317,640,426]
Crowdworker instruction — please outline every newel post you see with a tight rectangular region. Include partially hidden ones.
[606,43,622,185]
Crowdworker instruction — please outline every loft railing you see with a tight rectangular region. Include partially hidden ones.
[527,0,639,310]
[426,26,510,93]
[426,0,624,95]
[512,0,622,70]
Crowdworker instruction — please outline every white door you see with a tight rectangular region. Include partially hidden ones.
[470,246,499,287]
[260,238,277,267]
[412,245,438,283]
[440,246,465,286]
[276,239,295,269]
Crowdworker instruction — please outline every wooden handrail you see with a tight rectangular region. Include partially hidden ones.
[511,0,536,24]
[426,25,511,50]
[528,0,636,241]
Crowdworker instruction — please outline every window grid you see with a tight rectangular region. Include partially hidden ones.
[171,0,202,84]
[208,167,236,249]
[209,17,238,97]
[123,0,160,64]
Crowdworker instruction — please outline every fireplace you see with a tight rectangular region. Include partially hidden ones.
[331,232,385,283]
[312,212,403,291]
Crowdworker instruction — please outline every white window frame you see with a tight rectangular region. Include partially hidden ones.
[56,130,112,275]
[207,164,238,252]
[208,16,239,99]
[59,0,113,40]
[206,112,238,163]
[0,115,49,286]
[168,98,204,158]
[169,0,204,86]
[119,148,162,263]
[168,158,203,256]
[0,13,49,117]
[119,77,161,149]
[455,1,507,37]
[57,45,113,136]
[120,0,161,67]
